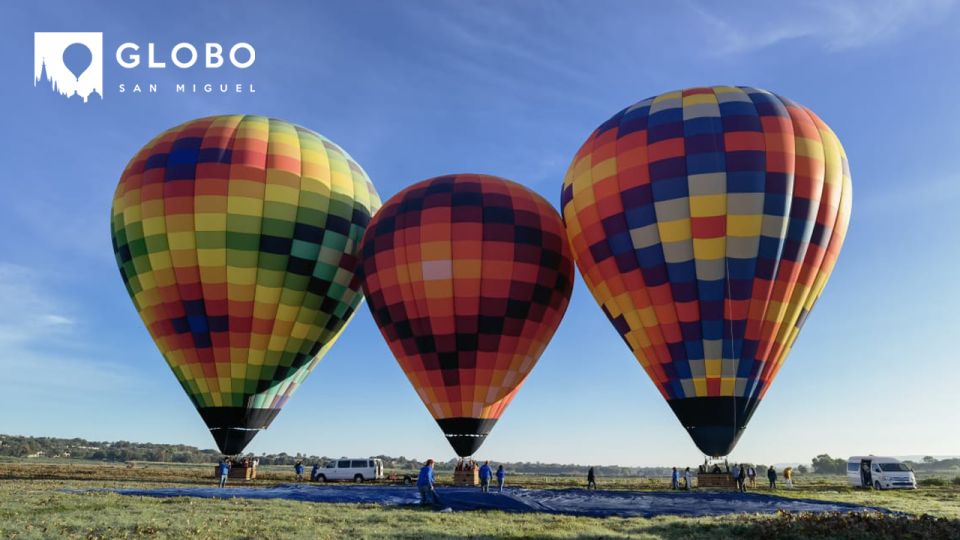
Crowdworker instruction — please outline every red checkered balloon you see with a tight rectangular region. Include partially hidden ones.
[359,174,575,456]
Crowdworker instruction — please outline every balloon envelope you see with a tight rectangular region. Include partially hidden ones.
[561,87,852,456]
[360,174,574,456]
[63,42,92,80]
[111,115,381,454]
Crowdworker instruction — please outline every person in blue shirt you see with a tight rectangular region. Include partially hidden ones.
[496,465,506,493]
[478,461,493,493]
[295,461,305,482]
[217,458,230,488]
[311,462,320,482]
[417,459,440,506]
[671,467,680,490]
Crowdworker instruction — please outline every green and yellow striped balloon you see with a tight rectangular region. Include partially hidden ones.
[110,115,381,454]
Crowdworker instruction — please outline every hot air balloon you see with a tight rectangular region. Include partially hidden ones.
[110,115,381,455]
[561,87,852,456]
[359,174,574,456]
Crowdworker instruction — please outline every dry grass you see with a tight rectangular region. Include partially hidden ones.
[1,461,959,539]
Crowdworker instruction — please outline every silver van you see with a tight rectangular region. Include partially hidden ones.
[847,456,916,489]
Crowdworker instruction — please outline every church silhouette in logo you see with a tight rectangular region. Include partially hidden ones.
[35,58,103,102]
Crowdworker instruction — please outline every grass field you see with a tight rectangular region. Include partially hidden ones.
[1,461,959,539]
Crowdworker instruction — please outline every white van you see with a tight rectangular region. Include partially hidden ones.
[315,458,383,483]
[847,456,916,490]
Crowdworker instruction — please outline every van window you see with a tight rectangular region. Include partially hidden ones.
[847,462,859,472]
[879,463,910,472]
[351,460,367,468]
[338,460,350,468]
[325,462,336,468]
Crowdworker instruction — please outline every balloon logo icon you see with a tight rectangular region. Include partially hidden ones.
[62,42,92,81]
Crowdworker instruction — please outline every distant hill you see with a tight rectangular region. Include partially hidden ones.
[0,433,669,476]
[897,455,960,462]
[5,434,957,477]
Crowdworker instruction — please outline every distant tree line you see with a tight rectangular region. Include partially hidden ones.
[0,434,672,475]
[812,454,848,475]
[908,456,960,472]
[811,453,960,475]
[0,435,220,464]
[4,435,956,476]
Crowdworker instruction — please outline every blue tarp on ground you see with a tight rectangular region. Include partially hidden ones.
[112,484,890,518]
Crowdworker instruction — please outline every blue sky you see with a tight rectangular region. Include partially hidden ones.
[1,0,958,466]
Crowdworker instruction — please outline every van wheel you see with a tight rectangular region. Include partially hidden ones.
[354,474,364,483]
[874,481,882,490]
[318,474,326,483]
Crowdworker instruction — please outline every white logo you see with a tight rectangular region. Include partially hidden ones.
[34,32,104,102]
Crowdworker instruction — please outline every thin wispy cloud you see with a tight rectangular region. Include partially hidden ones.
[855,174,960,220]
[0,263,138,395]
[0,263,75,347]
[398,2,586,83]
[687,0,956,55]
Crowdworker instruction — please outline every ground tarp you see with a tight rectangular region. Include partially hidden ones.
[112,484,890,518]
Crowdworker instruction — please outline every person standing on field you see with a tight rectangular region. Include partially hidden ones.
[479,461,493,493]
[587,467,597,490]
[496,465,505,493]
[684,467,693,490]
[767,466,777,489]
[737,464,747,492]
[671,467,680,490]
[783,466,793,489]
[217,458,230,488]
[417,459,441,506]
[294,461,305,482]
[747,466,756,488]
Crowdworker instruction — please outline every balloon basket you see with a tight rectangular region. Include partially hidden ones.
[452,458,479,486]
[696,473,738,489]
[225,462,257,481]
[453,469,479,486]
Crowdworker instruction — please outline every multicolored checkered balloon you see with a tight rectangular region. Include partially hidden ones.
[359,174,575,456]
[561,87,852,456]
[111,115,381,454]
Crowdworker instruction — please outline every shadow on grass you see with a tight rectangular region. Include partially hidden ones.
[308,507,960,540]
[640,512,960,540]
[0,474,240,487]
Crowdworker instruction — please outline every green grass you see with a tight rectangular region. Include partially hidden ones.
[1,462,959,539]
